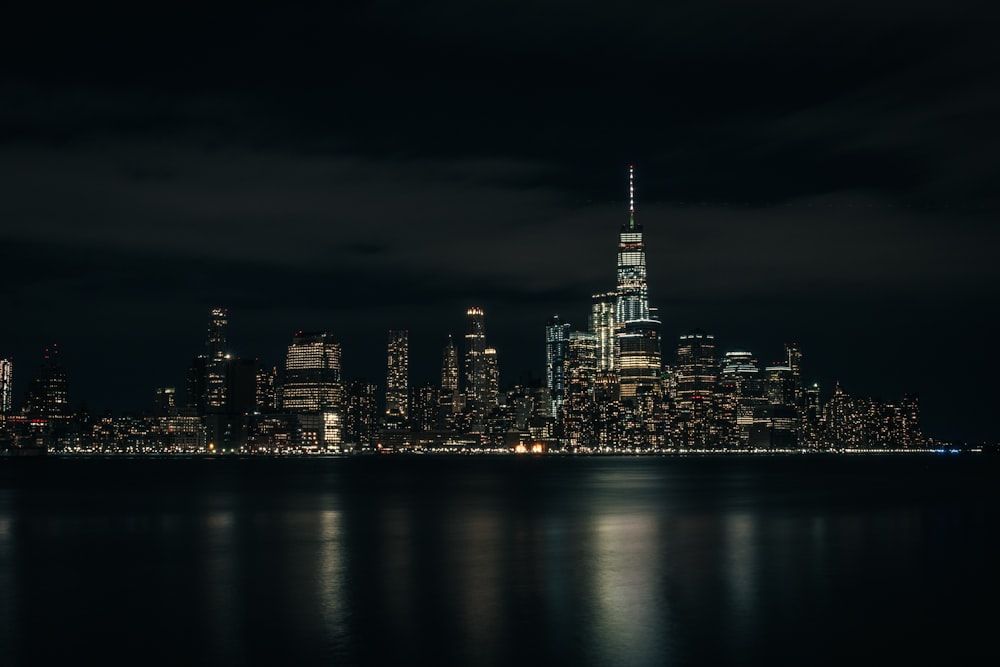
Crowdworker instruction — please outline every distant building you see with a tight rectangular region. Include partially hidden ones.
[616,165,651,328]
[154,387,176,416]
[0,358,12,416]
[545,315,570,417]
[439,334,461,427]
[344,380,378,449]
[561,332,597,447]
[255,365,280,413]
[675,331,717,448]
[464,307,498,423]
[618,319,661,403]
[25,344,70,420]
[385,330,409,424]
[283,331,342,413]
[187,307,232,414]
[590,292,617,372]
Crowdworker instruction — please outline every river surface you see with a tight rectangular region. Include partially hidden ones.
[0,454,997,665]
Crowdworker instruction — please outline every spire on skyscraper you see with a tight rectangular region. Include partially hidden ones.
[628,164,636,230]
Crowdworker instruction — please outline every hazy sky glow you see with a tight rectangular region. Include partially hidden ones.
[1,1,997,441]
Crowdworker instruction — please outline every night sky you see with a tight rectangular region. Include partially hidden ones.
[1,1,997,442]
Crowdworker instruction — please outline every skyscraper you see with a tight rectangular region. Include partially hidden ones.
[484,347,500,413]
[283,332,342,413]
[562,332,597,446]
[616,165,651,327]
[613,166,661,401]
[464,307,492,420]
[675,330,717,447]
[385,330,409,422]
[590,292,617,372]
[618,320,662,402]
[545,315,570,417]
[25,344,69,420]
[717,350,765,445]
[439,334,461,426]
[205,307,230,411]
[0,358,11,416]
[187,307,231,414]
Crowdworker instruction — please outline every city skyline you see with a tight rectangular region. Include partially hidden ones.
[1,2,997,442]
[0,168,971,450]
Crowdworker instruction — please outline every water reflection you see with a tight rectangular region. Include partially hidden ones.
[0,503,15,665]
[203,509,241,665]
[0,456,996,666]
[590,513,670,663]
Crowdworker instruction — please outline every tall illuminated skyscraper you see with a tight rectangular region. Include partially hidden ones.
[483,347,500,412]
[188,307,231,414]
[385,330,409,422]
[283,331,342,412]
[545,315,570,418]
[205,307,229,411]
[675,330,717,447]
[0,358,11,416]
[616,165,651,328]
[464,307,490,418]
[439,334,461,424]
[614,166,661,400]
[590,292,617,373]
[618,320,662,401]
[207,307,228,360]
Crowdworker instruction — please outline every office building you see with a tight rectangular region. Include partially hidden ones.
[616,165,651,327]
[25,344,70,420]
[675,330,717,447]
[545,315,570,417]
[385,330,409,422]
[283,331,342,412]
[0,358,11,415]
[590,292,617,372]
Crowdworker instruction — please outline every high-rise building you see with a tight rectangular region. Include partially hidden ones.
[785,343,803,407]
[385,330,409,422]
[283,332,342,413]
[439,334,461,426]
[25,344,70,420]
[612,166,661,405]
[765,365,795,407]
[717,351,765,445]
[188,307,232,414]
[0,358,12,416]
[464,307,497,420]
[545,315,570,418]
[411,384,439,432]
[618,319,662,402]
[256,365,280,413]
[205,307,230,411]
[344,380,378,449]
[675,331,717,448]
[616,165,651,328]
[153,387,176,416]
[484,347,500,413]
[561,332,597,446]
[207,307,228,360]
[590,292,617,373]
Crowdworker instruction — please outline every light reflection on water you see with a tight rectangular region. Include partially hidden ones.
[0,455,996,666]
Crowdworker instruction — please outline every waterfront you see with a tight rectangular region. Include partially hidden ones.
[1,455,997,665]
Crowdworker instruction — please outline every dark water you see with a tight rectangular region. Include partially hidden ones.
[0,455,997,666]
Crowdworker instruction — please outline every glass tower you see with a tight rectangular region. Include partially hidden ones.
[0,358,11,415]
[545,315,571,418]
[616,165,651,327]
[385,330,409,421]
